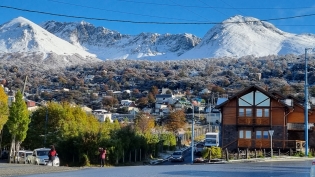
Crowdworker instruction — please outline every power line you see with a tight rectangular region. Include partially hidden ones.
[169,0,212,22]
[217,0,245,16]
[2,5,315,25]
[115,0,315,10]
[48,0,205,22]
[197,0,229,17]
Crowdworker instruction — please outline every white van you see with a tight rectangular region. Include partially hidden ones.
[204,132,219,147]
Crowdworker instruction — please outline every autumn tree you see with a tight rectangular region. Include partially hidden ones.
[148,92,156,103]
[0,86,9,155]
[6,90,30,163]
[102,96,118,108]
[150,86,159,96]
[134,112,155,134]
[136,97,149,109]
[165,110,186,133]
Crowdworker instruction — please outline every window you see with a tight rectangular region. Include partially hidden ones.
[239,108,244,117]
[256,109,262,117]
[255,91,270,106]
[256,108,269,117]
[263,131,269,139]
[239,92,254,106]
[239,91,270,107]
[239,108,252,117]
[264,109,269,117]
[239,130,251,139]
[246,108,252,117]
[256,131,262,139]
[256,130,269,139]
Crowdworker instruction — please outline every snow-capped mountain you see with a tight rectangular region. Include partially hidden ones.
[41,21,201,60]
[2,15,315,62]
[0,17,97,57]
[0,17,101,68]
[179,15,315,59]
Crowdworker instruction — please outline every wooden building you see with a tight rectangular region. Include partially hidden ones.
[216,85,315,151]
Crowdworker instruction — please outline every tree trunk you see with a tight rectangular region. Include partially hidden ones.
[15,141,21,163]
[9,135,15,163]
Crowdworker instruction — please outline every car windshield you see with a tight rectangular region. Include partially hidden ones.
[26,153,32,156]
[173,152,182,155]
[37,150,49,156]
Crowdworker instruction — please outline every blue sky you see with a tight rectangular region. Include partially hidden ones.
[1,0,315,38]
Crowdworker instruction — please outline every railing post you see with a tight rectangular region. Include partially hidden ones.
[246,148,248,159]
[263,149,266,158]
[237,148,240,159]
[278,149,280,157]
[208,149,211,162]
[289,148,292,156]
[255,149,257,158]
[225,148,229,162]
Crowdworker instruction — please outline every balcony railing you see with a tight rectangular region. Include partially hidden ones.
[238,118,269,125]
[287,123,314,130]
[237,139,305,149]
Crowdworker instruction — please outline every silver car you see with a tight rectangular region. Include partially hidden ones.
[170,151,184,162]
[28,148,60,166]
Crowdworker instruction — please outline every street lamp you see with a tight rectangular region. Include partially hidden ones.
[268,130,274,157]
[191,104,195,164]
[44,107,48,146]
[304,48,314,156]
[36,102,48,147]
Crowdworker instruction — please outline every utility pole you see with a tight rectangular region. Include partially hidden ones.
[304,48,312,156]
[191,105,194,164]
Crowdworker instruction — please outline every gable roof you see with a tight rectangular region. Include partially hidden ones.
[215,85,287,109]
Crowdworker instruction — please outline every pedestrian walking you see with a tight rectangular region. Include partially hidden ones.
[99,147,106,167]
[47,145,57,166]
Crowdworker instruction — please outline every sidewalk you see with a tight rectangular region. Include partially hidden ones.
[227,156,311,163]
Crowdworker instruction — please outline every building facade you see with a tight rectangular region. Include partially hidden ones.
[216,85,313,152]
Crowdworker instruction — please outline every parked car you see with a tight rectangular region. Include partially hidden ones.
[10,150,33,163]
[0,150,9,160]
[27,148,60,166]
[170,151,184,162]
[194,143,205,156]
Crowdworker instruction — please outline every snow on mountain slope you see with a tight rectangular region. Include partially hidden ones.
[0,17,96,58]
[179,15,315,59]
[41,21,201,60]
[2,16,315,62]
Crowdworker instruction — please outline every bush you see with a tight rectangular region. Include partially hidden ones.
[202,147,222,160]
[294,151,305,157]
[80,154,90,166]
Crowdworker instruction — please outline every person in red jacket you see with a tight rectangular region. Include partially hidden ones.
[99,147,106,167]
[47,145,57,166]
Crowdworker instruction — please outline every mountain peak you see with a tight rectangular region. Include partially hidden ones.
[0,16,96,58]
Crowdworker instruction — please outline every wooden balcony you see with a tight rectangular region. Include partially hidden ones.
[237,139,305,149]
[238,118,269,126]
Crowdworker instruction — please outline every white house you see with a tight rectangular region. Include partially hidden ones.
[92,109,113,122]
[121,100,133,106]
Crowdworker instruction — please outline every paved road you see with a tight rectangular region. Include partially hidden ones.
[13,159,312,177]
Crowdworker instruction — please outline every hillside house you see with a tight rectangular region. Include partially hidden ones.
[216,85,315,152]
[93,109,113,122]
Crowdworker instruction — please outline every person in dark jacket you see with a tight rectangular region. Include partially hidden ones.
[47,145,57,166]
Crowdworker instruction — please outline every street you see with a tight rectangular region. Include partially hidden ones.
[20,160,312,177]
